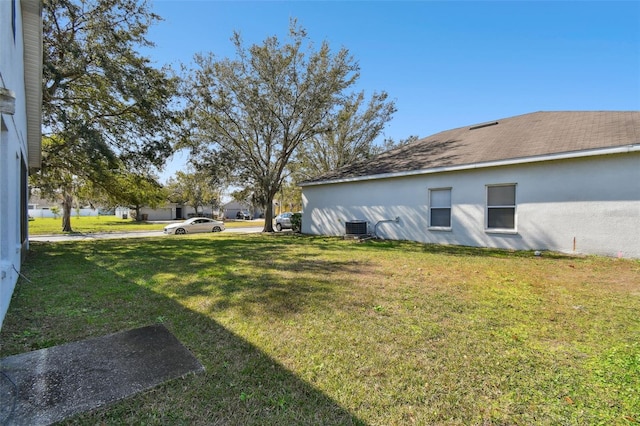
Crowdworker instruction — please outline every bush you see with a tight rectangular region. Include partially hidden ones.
[291,212,302,232]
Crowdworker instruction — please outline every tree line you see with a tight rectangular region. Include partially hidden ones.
[32,0,416,232]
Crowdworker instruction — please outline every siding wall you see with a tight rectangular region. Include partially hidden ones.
[302,153,640,258]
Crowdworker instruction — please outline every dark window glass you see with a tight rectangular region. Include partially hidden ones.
[487,207,515,229]
[430,208,451,227]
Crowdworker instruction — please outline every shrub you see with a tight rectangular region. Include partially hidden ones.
[291,212,302,232]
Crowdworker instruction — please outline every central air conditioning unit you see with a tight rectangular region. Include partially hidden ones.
[345,220,368,236]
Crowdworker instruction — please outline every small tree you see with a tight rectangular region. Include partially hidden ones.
[50,206,60,219]
[165,168,220,217]
[30,135,97,231]
[110,172,168,221]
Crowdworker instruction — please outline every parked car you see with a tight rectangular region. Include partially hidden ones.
[274,212,293,231]
[164,217,225,235]
[236,210,251,220]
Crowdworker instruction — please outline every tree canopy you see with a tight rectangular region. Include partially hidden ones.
[165,168,220,217]
[182,22,395,231]
[294,91,396,181]
[38,0,179,231]
[106,172,167,221]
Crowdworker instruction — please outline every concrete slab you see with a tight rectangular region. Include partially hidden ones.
[0,324,204,425]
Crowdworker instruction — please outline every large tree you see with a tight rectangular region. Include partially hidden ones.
[294,91,396,180]
[182,23,390,232]
[40,0,179,231]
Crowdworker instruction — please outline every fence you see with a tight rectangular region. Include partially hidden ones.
[29,208,99,218]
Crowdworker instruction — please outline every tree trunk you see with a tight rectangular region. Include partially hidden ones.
[61,192,73,232]
[262,197,275,232]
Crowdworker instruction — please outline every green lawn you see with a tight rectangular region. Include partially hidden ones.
[2,234,639,425]
[28,216,263,234]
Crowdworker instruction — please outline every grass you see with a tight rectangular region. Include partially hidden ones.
[1,234,639,425]
[28,216,263,235]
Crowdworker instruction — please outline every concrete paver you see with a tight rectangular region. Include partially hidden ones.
[0,324,204,425]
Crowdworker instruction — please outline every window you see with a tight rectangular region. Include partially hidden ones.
[429,188,451,228]
[487,184,516,230]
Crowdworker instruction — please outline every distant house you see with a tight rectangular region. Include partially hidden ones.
[115,204,220,221]
[0,0,42,328]
[137,204,219,221]
[301,111,640,258]
[223,201,262,220]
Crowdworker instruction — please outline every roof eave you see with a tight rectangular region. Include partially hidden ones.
[299,144,640,187]
[22,0,43,171]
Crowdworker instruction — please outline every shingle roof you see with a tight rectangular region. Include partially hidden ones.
[301,111,640,185]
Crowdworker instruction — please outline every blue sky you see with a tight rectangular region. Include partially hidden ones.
[146,1,640,181]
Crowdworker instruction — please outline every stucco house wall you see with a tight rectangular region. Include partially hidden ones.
[137,206,175,221]
[138,205,218,220]
[302,152,640,258]
[118,204,219,221]
[0,0,42,329]
[222,201,261,219]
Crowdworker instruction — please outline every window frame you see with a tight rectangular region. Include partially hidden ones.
[485,183,517,233]
[428,187,452,231]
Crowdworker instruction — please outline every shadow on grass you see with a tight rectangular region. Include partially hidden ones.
[363,238,584,259]
[0,238,366,425]
[29,221,162,236]
[86,234,368,317]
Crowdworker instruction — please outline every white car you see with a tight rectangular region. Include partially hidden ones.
[164,217,225,235]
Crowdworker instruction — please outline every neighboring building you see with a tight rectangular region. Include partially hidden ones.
[222,201,262,220]
[0,0,42,328]
[117,204,220,221]
[126,201,263,222]
[137,204,219,221]
[301,111,640,258]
